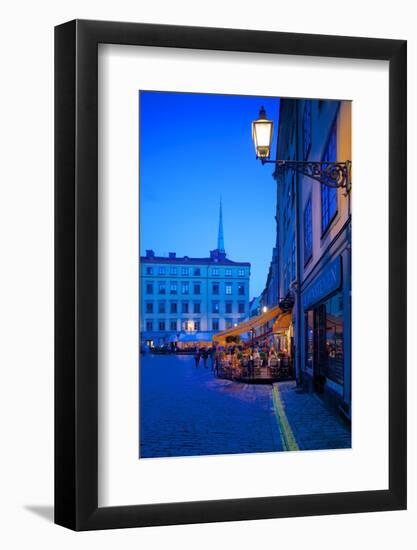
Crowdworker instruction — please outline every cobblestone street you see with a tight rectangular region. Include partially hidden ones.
[139,354,350,458]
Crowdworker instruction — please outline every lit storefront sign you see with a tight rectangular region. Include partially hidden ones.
[302,257,342,310]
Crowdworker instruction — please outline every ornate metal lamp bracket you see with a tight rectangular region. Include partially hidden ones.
[264,159,352,191]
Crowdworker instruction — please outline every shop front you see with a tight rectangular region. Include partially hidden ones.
[301,256,350,417]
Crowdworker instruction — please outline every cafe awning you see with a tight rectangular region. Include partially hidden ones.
[213,305,282,342]
[273,311,292,332]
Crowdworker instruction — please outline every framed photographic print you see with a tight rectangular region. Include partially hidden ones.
[55,20,407,530]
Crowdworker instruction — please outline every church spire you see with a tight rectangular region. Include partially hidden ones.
[217,199,225,253]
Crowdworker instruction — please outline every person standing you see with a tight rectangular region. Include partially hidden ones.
[194,349,201,368]
[202,348,209,368]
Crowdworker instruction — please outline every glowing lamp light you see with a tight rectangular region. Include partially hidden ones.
[262,306,268,313]
[251,106,274,159]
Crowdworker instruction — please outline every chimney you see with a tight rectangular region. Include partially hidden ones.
[146,249,155,258]
[168,252,176,259]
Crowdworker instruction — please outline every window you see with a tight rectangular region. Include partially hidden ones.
[284,262,290,293]
[321,123,338,233]
[170,281,177,295]
[212,282,219,295]
[158,282,166,295]
[170,302,177,314]
[182,320,194,331]
[212,319,219,331]
[193,268,201,276]
[170,320,177,331]
[212,301,219,314]
[238,268,245,277]
[145,320,153,331]
[158,320,165,331]
[238,284,245,296]
[181,267,189,276]
[170,266,177,276]
[158,301,166,314]
[181,281,189,294]
[193,302,201,314]
[145,266,153,275]
[238,302,245,314]
[193,283,201,295]
[225,301,233,314]
[305,310,314,370]
[310,292,344,385]
[194,320,201,331]
[225,283,232,295]
[146,282,153,294]
[158,266,166,275]
[304,196,313,265]
[145,302,153,314]
[181,302,189,314]
[225,268,232,277]
[211,268,219,276]
[303,100,311,160]
[291,240,296,281]
[225,319,233,329]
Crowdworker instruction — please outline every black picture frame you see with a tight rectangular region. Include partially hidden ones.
[55,19,407,531]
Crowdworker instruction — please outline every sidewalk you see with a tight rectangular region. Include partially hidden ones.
[273,381,351,451]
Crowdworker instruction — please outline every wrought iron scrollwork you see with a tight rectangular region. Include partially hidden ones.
[265,159,352,190]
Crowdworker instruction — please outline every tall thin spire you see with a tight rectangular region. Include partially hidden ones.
[217,198,225,253]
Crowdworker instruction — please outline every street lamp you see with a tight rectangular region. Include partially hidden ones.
[251,107,352,190]
[252,106,274,160]
[262,306,268,313]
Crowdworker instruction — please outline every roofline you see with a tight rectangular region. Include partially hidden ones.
[140,256,251,267]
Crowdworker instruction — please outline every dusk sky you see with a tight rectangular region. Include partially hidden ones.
[139,91,280,299]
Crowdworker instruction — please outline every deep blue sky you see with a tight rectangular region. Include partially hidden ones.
[139,91,280,299]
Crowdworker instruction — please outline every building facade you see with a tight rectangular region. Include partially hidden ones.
[271,98,352,419]
[139,203,251,347]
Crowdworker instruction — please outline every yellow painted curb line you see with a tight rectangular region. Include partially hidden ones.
[272,385,299,452]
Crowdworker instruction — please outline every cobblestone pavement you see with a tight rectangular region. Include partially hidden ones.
[275,381,351,451]
[139,355,351,459]
[140,354,282,458]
